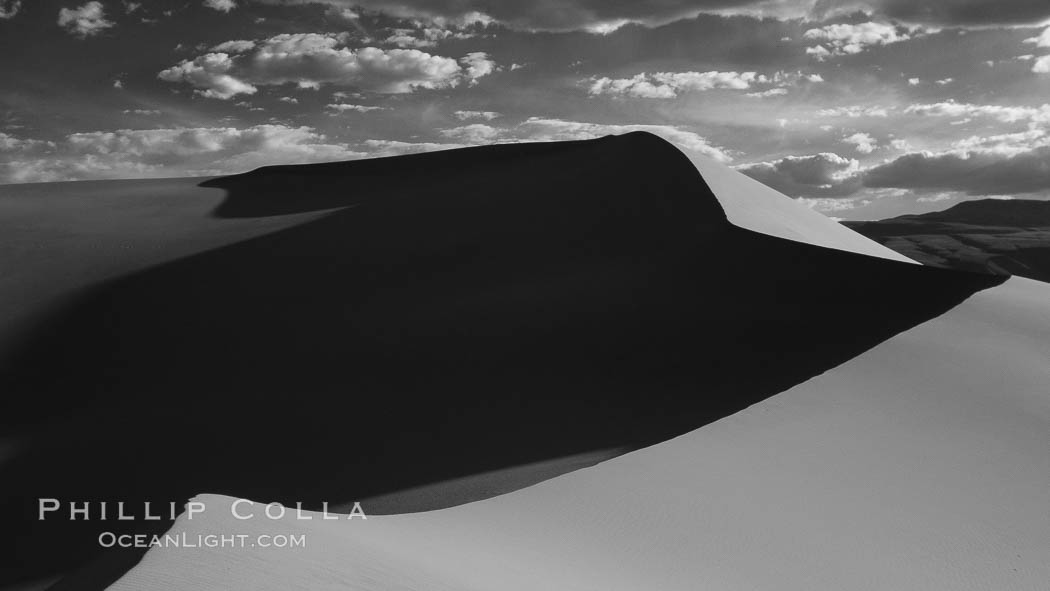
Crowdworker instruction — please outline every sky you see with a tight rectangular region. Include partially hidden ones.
[1,0,1050,219]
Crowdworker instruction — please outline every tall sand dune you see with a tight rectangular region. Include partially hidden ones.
[112,273,1050,591]
[0,133,1011,587]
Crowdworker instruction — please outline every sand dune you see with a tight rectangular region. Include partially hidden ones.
[0,133,1018,588]
[107,137,1048,591]
[110,273,1050,591]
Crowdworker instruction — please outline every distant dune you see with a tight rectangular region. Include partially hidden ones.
[0,133,1027,589]
[846,199,1050,282]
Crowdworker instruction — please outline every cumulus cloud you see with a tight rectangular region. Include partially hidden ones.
[803,22,919,58]
[747,88,788,98]
[381,18,486,48]
[325,103,386,113]
[159,33,495,98]
[737,153,862,198]
[159,53,258,99]
[203,0,236,12]
[589,71,760,99]
[460,52,497,82]
[0,0,20,19]
[0,132,54,154]
[211,40,255,53]
[58,2,115,38]
[817,105,890,118]
[383,28,444,48]
[0,125,364,184]
[454,110,501,120]
[1034,55,1050,74]
[843,132,878,153]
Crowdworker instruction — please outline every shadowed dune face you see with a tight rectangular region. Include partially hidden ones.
[0,132,1003,585]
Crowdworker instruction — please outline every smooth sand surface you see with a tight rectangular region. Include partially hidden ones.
[108,275,1050,591]
[688,154,915,264]
[0,133,1015,587]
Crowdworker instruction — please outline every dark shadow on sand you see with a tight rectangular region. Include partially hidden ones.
[0,133,1005,587]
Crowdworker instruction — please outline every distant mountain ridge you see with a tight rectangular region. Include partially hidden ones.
[845,199,1050,282]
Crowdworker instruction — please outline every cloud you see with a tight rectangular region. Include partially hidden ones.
[325,103,386,113]
[803,21,919,58]
[57,2,115,38]
[746,87,788,98]
[203,0,236,12]
[1023,27,1050,48]
[383,29,444,49]
[589,71,760,99]
[1034,55,1050,74]
[0,133,54,153]
[248,0,1050,30]
[211,40,256,53]
[0,125,364,184]
[817,105,890,118]
[255,0,791,32]
[843,132,878,153]
[454,110,501,120]
[440,124,502,143]
[0,0,20,19]
[360,139,467,157]
[864,146,1050,196]
[736,153,862,198]
[460,52,497,82]
[904,101,1050,124]
[902,102,1050,127]
[362,119,731,163]
[381,19,485,48]
[948,128,1050,156]
[159,53,259,99]
[515,118,731,162]
[159,33,494,98]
